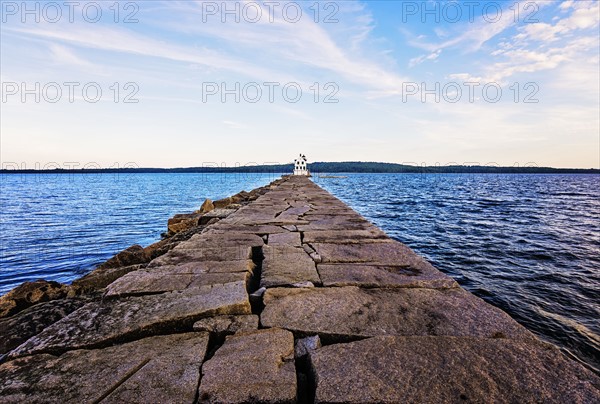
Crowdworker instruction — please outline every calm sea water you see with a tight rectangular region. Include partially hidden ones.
[0,173,598,372]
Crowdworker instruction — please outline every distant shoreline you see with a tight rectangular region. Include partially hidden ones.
[1,162,598,175]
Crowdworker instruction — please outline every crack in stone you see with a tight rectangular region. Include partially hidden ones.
[94,358,151,403]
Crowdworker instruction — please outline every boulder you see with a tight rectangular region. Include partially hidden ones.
[0,333,209,403]
[0,280,70,318]
[261,286,535,342]
[166,225,206,243]
[167,213,201,234]
[213,197,233,209]
[198,328,296,403]
[10,281,250,357]
[142,238,172,260]
[70,264,144,295]
[199,198,214,213]
[232,190,250,202]
[309,336,600,403]
[97,245,149,269]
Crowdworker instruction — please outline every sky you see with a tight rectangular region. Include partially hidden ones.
[0,0,599,169]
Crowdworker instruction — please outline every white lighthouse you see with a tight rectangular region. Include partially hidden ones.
[293,154,309,176]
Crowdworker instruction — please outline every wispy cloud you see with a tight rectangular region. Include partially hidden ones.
[222,120,247,130]
[5,23,283,83]
[515,1,599,43]
[409,49,441,67]
[155,0,410,94]
[446,1,599,83]
[6,0,410,98]
[405,1,555,53]
[48,44,93,68]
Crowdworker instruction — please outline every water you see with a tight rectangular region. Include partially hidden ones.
[0,173,598,373]
[0,172,280,292]
[314,173,600,373]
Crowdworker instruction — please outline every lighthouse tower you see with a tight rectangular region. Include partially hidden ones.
[293,154,309,176]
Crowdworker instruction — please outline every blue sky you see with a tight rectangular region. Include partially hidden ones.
[1,0,598,168]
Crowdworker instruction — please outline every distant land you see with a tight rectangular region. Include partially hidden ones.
[1,162,599,174]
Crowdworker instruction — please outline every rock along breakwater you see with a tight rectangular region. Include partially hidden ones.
[0,175,599,403]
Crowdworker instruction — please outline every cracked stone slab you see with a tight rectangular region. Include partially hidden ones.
[260,245,321,288]
[0,298,88,355]
[288,200,311,207]
[201,208,237,219]
[193,314,258,334]
[297,221,378,232]
[303,208,357,215]
[0,332,209,404]
[261,286,534,342]
[268,231,302,247]
[105,270,250,297]
[198,328,296,403]
[310,336,600,403]
[280,205,311,216]
[303,229,388,244]
[311,241,440,269]
[184,232,264,248]
[10,281,250,357]
[245,217,310,226]
[301,214,366,223]
[206,224,289,234]
[220,209,278,224]
[146,259,254,274]
[317,263,457,289]
[149,246,252,266]
[236,206,289,215]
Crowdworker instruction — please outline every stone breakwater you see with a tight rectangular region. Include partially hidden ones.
[0,175,599,403]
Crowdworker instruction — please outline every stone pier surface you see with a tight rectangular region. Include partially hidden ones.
[1,176,598,403]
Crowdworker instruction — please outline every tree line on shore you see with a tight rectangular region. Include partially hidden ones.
[1,162,598,174]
